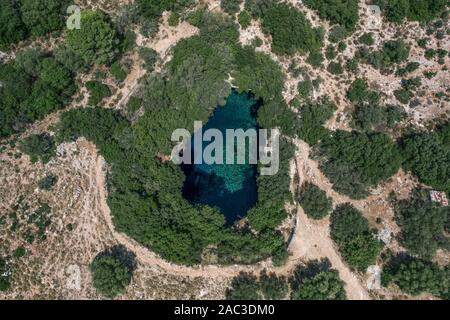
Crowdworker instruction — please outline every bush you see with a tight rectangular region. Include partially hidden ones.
[19,134,55,163]
[330,204,383,270]
[298,80,313,99]
[299,183,332,220]
[295,100,336,145]
[90,245,136,298]
[85,81,111,106]
[13,247,26,258]
[346,79,380,105]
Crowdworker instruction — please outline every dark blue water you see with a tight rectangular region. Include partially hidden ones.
[182,90,260,224]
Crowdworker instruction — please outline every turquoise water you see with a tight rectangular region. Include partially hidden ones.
[182,90,260,224]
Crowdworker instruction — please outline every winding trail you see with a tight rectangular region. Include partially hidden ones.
[92,139,371,300]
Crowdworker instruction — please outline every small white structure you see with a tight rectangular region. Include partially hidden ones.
[430,191,449,206]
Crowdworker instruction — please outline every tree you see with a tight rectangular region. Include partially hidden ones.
[65,10,120,65]
[90,245,136,298]
[138,47,159,71]
[19,133,56,163]
[330,204,383,270]
[317,131,402,198]
[53,45,90,74]
[226,270,288,300]
[14,47,46,77]
[394,188,450,259]
[303,0,359,30]
[346,79,380,105]
[226,272,262,300]
[238,10,252,29]
[20,0,69,37]
[258,1,323,55]
[382,255,448,298]
[401,123,450,194]
[221,0,243,15]
[260,270,288,300]
[85,81,112,106]
[291,259,346,300]
[299,183,332,219]
[374,0,447,23]
[0,0,28,48]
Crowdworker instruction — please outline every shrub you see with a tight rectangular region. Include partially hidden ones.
[346,79,380,105]
[299,183,332,219]
[307,50,324,68]
[298,80,313,99]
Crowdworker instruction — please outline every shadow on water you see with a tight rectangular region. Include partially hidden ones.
[181,90,262,225]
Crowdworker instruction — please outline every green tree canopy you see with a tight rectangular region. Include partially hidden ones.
[291,259,346,300]
[330,204,383,270]
[299,183,333,220]
[90,245,136,298]
[20,0,69,37]
[65,10,120,65]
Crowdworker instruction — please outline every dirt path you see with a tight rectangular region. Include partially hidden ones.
[91,139,371,299]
